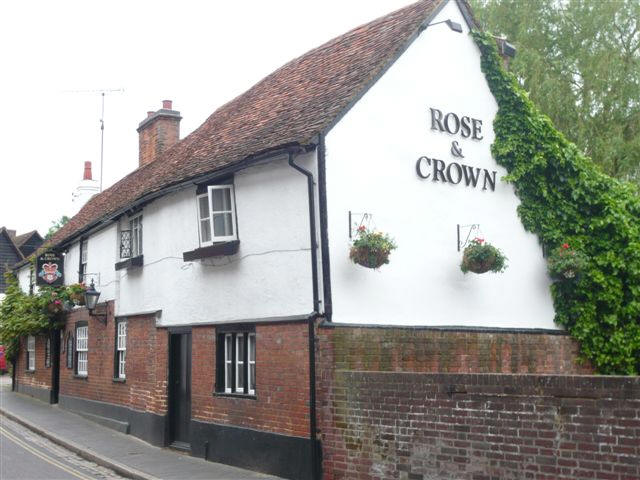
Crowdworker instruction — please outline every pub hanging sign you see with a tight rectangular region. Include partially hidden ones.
[36,250,64,287]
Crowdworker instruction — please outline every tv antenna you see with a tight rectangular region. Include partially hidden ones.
[62,88,124,192]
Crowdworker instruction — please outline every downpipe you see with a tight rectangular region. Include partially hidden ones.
[288,149,321,480]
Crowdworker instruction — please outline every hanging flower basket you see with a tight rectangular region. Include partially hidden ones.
[69,292,85,305]
[47,300,64,315]
[460,238,508,274]
[547,243,588,280]
[349,225,397,269]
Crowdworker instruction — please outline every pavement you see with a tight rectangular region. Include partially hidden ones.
[0,376,279,480]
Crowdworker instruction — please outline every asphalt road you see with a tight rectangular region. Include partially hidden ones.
[0,414,126,480]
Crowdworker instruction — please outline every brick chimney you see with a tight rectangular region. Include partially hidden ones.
[137,100,181,167]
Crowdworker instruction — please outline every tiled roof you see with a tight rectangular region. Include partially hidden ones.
[13,230,40,247]
[50,0,445,248]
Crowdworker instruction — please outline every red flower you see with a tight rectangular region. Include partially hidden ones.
[474,237,485,244]
[562,243,570,249]
[357,225,366,232]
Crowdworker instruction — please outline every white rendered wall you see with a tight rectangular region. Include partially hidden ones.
[324,0,556,328]
[81,225,117,301]
[64,242,80,285]
[116,153,316,325]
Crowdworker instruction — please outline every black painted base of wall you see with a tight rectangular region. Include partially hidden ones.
[16,383,54,404]
[16,382,54,403]
[59,395,167,446]
[191,420,315,480]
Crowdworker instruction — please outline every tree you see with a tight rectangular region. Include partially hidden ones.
[471,0,640,186]
[45,215,70,240]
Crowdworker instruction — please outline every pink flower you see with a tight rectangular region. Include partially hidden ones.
[562,243,570,249]
[54,300,61,305]
[358,225,366,232]
[474,237,485,244]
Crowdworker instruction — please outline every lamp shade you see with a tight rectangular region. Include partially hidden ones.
[84,280,101,311]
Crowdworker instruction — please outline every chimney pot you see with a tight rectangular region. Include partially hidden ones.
[83,161,93,180]
[162,100,173,110]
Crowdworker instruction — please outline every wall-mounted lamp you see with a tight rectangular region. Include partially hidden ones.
[421,19,464,33]
[84,279,107,323]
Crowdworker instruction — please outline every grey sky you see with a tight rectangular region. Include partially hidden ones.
[0,0,413,235]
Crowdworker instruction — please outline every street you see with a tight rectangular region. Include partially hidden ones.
[0,410,126,480]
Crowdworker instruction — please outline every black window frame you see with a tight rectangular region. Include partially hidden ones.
[215,324,256,397]
[66,334,74,369]
[79,238,88,282]
[45,337,51,368]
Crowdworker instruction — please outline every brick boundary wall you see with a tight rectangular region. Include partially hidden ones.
[315,325,639,480]
[319,372,640,480]
[319,324,593,374]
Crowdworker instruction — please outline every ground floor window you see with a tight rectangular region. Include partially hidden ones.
[115,319,126,379]
[26,335,35,371]
[45,337,51,368]
[66,334,73,369]
[217,328,255,395]
[75,323,88,376]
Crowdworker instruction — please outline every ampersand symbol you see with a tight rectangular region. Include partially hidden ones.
[451,141,464,158]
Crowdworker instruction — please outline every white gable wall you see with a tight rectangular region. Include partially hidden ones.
[324,0,556,328]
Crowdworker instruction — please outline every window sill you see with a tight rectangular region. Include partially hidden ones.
[73,374,88,380]
[25,369,35,374]
[183,240,240,261]
[112,378,126,383]
[115,255,144,271]
[213,391,256,400]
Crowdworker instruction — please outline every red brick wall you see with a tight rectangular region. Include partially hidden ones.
[191,322,311,438]
[319,325,593,374]
[316,326,637,480]
[15,334,52,390]
[59,303,168,416]
[319,372,640,480]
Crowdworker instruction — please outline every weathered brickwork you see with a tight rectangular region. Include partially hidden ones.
[319,372,640,480]
[59,303,168,416]
[191,322,311,438]
[319,325,593,374]
[15,334,52,391]
[317,326,638,480]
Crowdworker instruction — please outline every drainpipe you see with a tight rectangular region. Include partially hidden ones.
[288,150,321,480]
